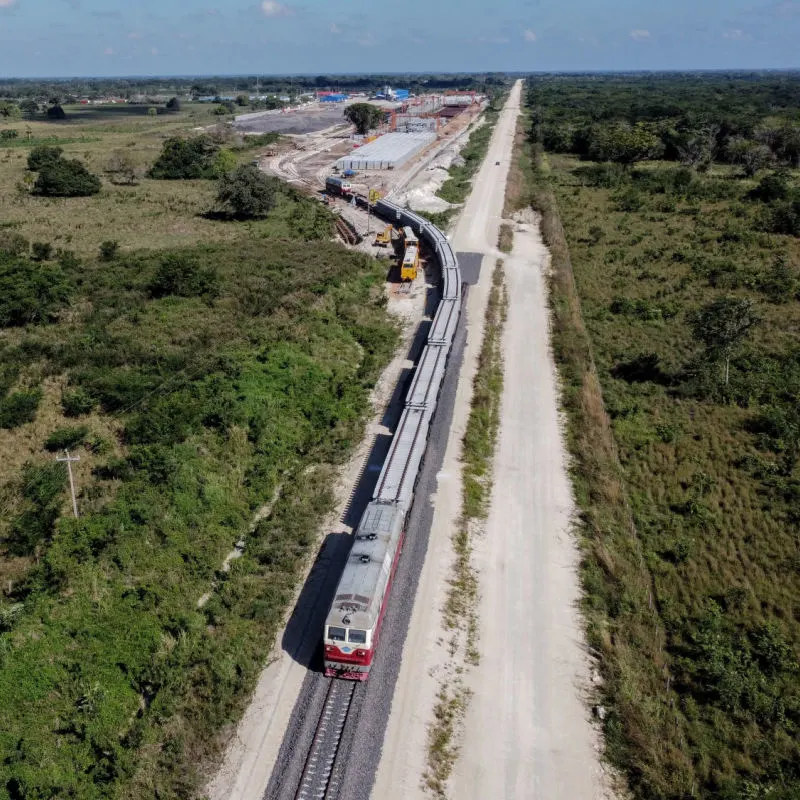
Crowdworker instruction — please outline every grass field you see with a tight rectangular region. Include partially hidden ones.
[522,93,800,799]
[0,104,398,799]
[0,104,270,255]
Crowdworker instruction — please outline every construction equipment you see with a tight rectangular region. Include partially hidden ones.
[374,224,393,247]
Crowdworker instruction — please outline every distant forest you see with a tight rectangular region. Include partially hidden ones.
[0,72,510,101]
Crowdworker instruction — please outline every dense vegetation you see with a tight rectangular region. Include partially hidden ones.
[0,129,397,796]
[524,74,800,800]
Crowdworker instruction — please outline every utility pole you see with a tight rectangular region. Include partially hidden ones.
[56,449,80,519]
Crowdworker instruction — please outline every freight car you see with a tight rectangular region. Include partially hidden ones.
[324,200,462,680]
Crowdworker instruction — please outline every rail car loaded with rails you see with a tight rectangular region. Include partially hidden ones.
[323,199,462,680]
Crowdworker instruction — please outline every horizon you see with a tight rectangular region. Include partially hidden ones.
[1,0,798,78]
[2,67,800,83]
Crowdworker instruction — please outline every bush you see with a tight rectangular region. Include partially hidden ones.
[27,145,63,171]
[31,241,52,262]
[61,387,95,416]
[0,230,29,256]
[0,129,19,140]
[761,197,800,236]
[44,425,90,452]
[216,164,279,218]
[748,172,790,203]
[0,388,43,428]
[99,240,119,261]
[46,104,66,120]
[166,96,181,112]
[148,253,219,299]
[148,135,219,180]
[34,158,101,197]
[0,256,72,327]
[8,461,66,555]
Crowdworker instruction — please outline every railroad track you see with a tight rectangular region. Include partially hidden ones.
[294,679,356,800]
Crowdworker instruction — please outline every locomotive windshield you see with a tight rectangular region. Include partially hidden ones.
[347,629,367,644]
[327,626,346,641]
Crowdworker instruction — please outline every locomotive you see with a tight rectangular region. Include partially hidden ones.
[325,176,354,197]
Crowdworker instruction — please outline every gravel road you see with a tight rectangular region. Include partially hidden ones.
[450,215,610,800]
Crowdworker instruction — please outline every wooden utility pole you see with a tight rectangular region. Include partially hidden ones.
[56,450,80,519]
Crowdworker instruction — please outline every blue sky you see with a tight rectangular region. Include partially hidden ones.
[0,0,798,77]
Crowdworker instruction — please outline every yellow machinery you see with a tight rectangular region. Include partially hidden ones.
[401,244,419,281]
[374,224,393,247]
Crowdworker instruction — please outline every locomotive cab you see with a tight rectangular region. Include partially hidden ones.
[324,625,374,679]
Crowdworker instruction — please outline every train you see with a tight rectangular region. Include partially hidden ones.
[323,199,462,680]
[325,176,354,197]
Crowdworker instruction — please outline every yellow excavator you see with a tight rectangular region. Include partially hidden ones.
[374,224,393,247]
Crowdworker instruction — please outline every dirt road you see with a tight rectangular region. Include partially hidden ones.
[450,214,609,799]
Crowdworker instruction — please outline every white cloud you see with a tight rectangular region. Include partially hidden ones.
[151,46,159,55]
[330,22,341,34]
[261,0,292,17]
[722,28,750,40]
[357,33,376,47]
[0,0,18,8]
[128,31,142,39]
[103,46,115,55]
[523,28,537,42]
[630,29,650,40]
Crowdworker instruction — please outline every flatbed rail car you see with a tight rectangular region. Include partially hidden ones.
[324,198,464,681]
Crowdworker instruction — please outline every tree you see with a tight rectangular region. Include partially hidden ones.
[148,135,219,180]
[589,122,664,168]
[212,148,238,177]
[236,94,250,107]
[726,137,773,177]
[106,149,138,185]
[691,297,760,385]
[677,124,719,172]
[148,253,219,299]
[19,99,38,116]
[216,164,279,218]
[34,158,102,197]
[148,107,158,117]
[46,104,66,120]
[166,96,181,112]
[0,101,21,119]
[27,145,63,171]
[343,102,384,135]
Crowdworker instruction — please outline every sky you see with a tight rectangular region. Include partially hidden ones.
[0,0,798,78]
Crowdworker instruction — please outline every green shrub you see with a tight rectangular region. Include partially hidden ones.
[99,240,119,261]
[216,164,279,218]
[26,144,63,171]
[44,425,90,452]
[31,241,52,261]
[61,387,95,416]
[148,135,219,180]
[0,255,72,327]
[34,158,101,197]
[0,230,29,256]
[0,388,43,428]
[148,253,219,299]
[8,461,66,555]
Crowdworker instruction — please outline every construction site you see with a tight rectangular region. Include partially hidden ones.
[248,90,485,256]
